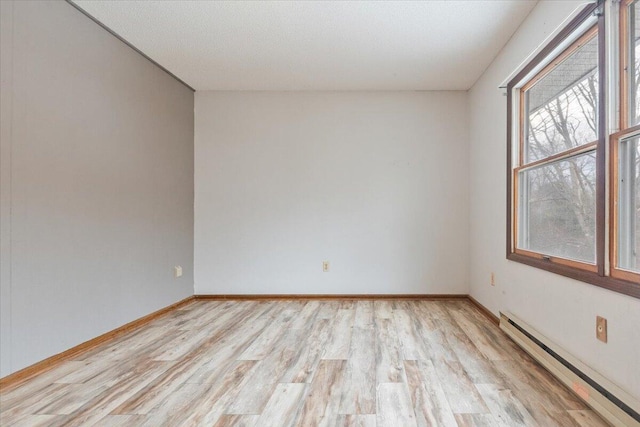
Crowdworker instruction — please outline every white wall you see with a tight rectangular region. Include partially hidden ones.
[0,1,194,377]
[469,0,640,399]
[195,91,468,295]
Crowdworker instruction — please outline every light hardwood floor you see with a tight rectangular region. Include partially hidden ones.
[0,299,609,426]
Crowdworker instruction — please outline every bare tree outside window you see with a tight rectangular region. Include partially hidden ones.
[518,34,598,263]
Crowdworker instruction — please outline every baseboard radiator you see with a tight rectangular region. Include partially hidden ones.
[499,312,640,427]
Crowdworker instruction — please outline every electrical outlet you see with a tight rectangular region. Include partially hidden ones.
[322,261,330,272]
[490,272,495,286]
[174,265,183,278]
[596,316,607,343]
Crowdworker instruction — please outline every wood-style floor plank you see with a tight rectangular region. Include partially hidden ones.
[454,413,504,427]
[433,358,489,414]
[376,382,418,427]
[440,316,505,385]
[475,383,537,426]
[179,361,259,425]
[1,361,88,407]
[47,360,172,427]
[1,383,73,423]
[373,300,394,320]
[4,414,66,427]
[339,327,376,415]
[375,318,404,383]
[280,318,332,383]
[139,382,205,426]
[227,325,307,414]
[393,309,429,361]
[34,382,107,415]
[404,360,457,427]
[321,308,355,360]
[354,300,374,329]
[334,414,377,426]
[255,383,307,427]
[296,360,345,426]
[410,304,459,363]
[0,299,610,426]
[237,305,295,360]
[93,415,148,426]
[213,414,260,427]
[291,300,322,330]
[183,303,276,384]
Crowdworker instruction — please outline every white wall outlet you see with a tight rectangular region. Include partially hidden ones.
[322,261,330,272]
[174,265,183,278]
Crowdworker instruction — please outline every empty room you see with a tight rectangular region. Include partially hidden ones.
[0,0,639,426]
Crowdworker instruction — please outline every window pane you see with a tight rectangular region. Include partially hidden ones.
[518,152,596,263]
[628,0,640,126]
[618,136,640,272]
[524,35,598,163]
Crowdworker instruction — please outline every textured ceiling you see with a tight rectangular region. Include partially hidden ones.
[72,0,538,91]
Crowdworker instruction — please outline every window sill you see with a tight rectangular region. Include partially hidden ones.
[507,252,640,299]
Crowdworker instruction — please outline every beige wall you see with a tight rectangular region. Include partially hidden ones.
[194,91,469,295]
[0,0,194,377]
